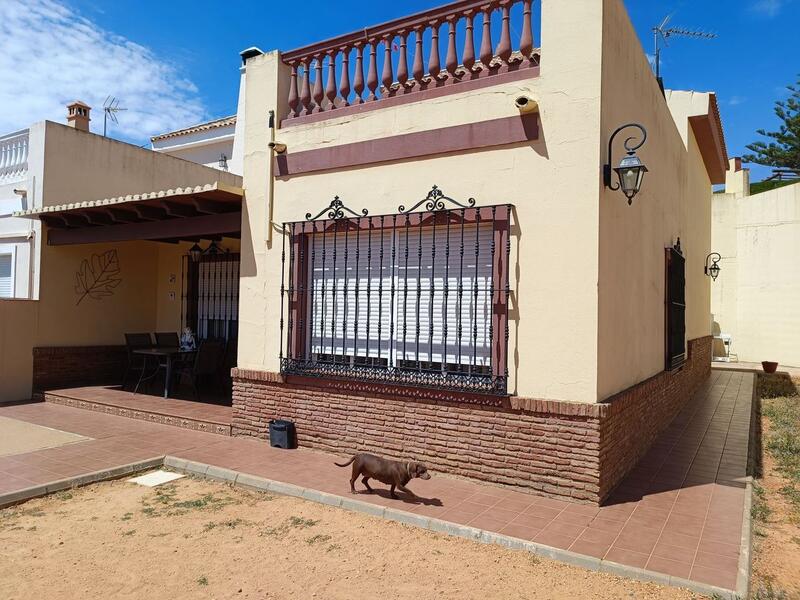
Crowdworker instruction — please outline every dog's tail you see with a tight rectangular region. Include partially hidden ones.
[334,455,356,468]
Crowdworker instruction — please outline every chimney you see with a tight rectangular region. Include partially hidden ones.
[66,101,91,132]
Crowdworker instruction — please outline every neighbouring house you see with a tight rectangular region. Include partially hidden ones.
[0,128,37,299]
[1,101,242,403]
[712,159,800,367]
[4,0,728,505]
[151,115,238,173]
[150,48,262,175]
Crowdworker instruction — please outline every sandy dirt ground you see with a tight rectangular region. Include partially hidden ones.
[751,416,800,597]
[0,475,706,600]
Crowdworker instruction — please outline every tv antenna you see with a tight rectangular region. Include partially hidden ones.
[102,96,127,137]
[652,14,717,85]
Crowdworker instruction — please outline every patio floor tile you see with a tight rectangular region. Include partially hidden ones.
[0,368,753,594]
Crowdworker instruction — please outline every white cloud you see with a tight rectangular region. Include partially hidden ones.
[0,0,206,141]
[728,96,747,106]
[751,0,785,17]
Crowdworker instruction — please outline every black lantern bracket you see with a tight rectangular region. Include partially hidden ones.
[604,123,648,205]
[398,185,477,214]
[705,252,722,281]
[306,196,369,221]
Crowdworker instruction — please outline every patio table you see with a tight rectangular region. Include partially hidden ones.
[133,346,196,399]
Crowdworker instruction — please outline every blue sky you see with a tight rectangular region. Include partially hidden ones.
[2,0,798,182]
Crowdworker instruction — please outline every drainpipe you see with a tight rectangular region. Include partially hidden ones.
[267,109,276,246]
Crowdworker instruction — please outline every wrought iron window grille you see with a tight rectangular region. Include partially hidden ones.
[280,186,512,395]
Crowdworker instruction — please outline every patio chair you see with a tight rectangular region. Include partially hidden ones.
[171,338,225,401]
[154,331,179,347]
[123,333,153,390]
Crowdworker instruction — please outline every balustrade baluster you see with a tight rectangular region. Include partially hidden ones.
[445,16,458,78]
[353,43,365,103]
[366,40,379,100]
[397,31,409,87]
[381,35,394,96]
[428,21,441,80]
[287,62,299,117]
[339,46,351,105]
[462,11,476,72]
[496,2,512,65]
[412,27,424,85]
[479,6,493,70]
[312,55,324,111]
[325,50,338,108]
[300,59,312,115]
[520,0,534,64]
[282,0,539,116]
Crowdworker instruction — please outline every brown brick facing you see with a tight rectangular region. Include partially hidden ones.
[32,345,127,392]
[231,336,711,504]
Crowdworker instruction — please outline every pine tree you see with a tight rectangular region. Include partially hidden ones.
[743,75,800,171]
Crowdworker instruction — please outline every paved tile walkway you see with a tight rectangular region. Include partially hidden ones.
[44,386,232,434]
[0,369,753,593]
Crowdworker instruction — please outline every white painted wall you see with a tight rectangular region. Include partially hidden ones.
[151,123,235,172]
[0,128,39,298]
[712,168,800,367]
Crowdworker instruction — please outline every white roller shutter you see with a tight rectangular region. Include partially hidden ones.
[308,228,395,362]
[395,222,493,370]
[0,254,12,298]
[306,222,493,371]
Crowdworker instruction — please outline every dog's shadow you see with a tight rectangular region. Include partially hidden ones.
[357,489,443,507]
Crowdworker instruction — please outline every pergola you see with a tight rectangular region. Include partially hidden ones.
[15,182,242,245]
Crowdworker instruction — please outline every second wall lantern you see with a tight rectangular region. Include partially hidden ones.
[604,123,649,205]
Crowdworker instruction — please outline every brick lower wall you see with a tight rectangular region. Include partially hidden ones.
[231,336,711,504]
[598,335,712,499]
[32,346,128,392]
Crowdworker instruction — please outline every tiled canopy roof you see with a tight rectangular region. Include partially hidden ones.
[13,182,242,218]
[150,115,237,142]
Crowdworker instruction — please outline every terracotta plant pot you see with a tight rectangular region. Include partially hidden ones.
[762,361,779,374]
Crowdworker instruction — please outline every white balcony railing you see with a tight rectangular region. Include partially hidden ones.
[0,129,29,184]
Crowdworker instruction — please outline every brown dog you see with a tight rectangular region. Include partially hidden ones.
[335,453,431,499]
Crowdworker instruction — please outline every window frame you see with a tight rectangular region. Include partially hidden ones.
[279,204,512,396]
[665,241,686,371]
[0,246,17,299]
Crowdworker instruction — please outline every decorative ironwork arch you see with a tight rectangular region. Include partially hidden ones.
[306,196,369,221]
[398,185,477,214]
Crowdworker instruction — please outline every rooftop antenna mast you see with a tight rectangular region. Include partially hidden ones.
[652,14,717,89]
[102,96,127,137]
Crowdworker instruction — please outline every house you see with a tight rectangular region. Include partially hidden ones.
[0,128,37,298]
[228,0,728,504]
[711,159,800,367]
[4,0,727,505]
[151,115,238,173]
[150,48,262,176]
[1,102,242,403]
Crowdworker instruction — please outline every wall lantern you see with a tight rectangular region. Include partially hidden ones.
[188,242,203,262]
[604,123,649,205]
[218,153,228,171]
[705,252,721,281]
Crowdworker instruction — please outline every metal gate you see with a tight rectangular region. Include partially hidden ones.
[181,253,240,342]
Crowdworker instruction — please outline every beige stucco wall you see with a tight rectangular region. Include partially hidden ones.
[0,300,38,402]
[238,0,721,403]
[712,181,800,367]
[596,0,714,400]
[0,237,242,402]
[239,0,605,402]
[39,121,241,207]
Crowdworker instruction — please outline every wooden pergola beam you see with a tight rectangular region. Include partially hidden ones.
[47,212,242,246]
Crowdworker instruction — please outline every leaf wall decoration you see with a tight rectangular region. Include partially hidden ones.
[74,249,122,306]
